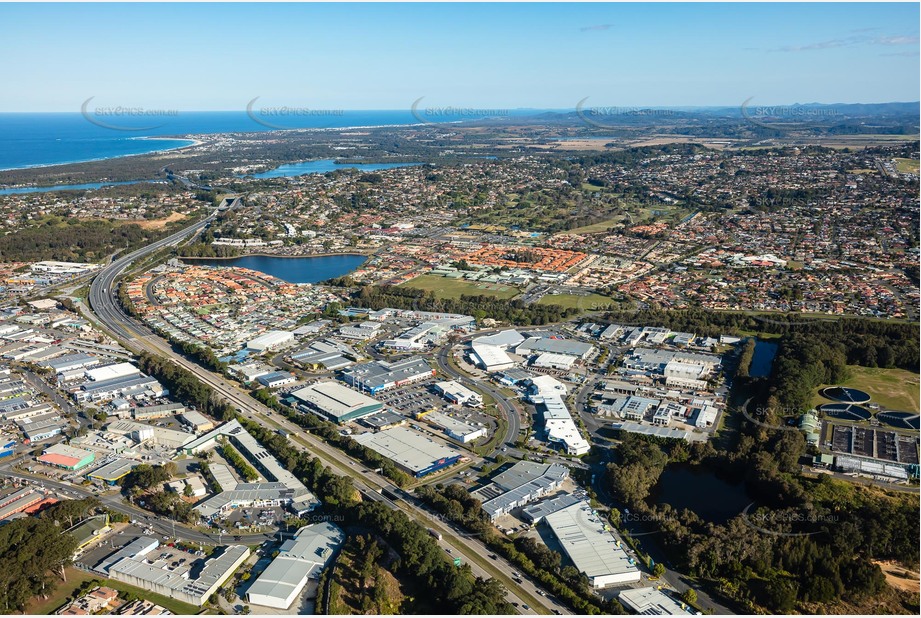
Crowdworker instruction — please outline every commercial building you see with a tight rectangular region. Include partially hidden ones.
[290,348,353,372]
[353,426,461,477]
[133,402,185,421]
[619,587,693,615]
[37,443,96,470]
[68,514,112,553]
[469,341,515,372]
[544,500,641,588]
[101,539,250,606]
[473,461,570,521]
[74,374,165,403]
[521,493,582,524]
[105,420,194,449]
[0,487,48,521]
[473,329,525,349]
[0,434,15,458]
[85,362,140,382]
[196,483,294,519]
[86,458,139,485]
[290,381,383,424]
[340,356,435,395]
[624,348,720,374]
[359,411,406,432]
[532,351,577,371]
[247,522,344,609]
[424,410,486,443]
[179,409,215,432]
[257,371,297,389]
[42,353,99,374]
[433,380,482,407]
[612,421,693,442]
[337,321,382,341]
[247,330,294,352]
[515,337,594,360]
[18,412,66,442]
[534,396,590,456]
[693,404,719,428]
[181,420,319,516]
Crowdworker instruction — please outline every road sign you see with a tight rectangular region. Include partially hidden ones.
[453,557,462,567]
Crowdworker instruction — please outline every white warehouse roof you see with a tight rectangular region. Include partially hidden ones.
[247,522,344,609]
[545,500,641,588]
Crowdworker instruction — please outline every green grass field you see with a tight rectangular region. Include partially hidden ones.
[567,217,624,234]
[537,292,616,311]
[400,274,521,300]
[895,158,920,175]
[24,568,201,615]
[812,365,920,413]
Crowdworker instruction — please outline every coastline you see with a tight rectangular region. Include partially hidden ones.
[0,137,202,173]
[0,116,437,173]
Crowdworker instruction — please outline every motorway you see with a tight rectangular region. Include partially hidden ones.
[82,217,569,615]
[88,211,217,341]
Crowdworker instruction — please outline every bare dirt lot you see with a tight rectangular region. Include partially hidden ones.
[874,560,921,594]
[133,211,187,230]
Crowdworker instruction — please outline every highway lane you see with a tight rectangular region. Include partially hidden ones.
[88,211,217,341]
[84,249,566,614]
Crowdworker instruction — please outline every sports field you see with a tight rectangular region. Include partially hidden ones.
[812,365,920,413]
[400,274,521,300]
[895,157,920,175]
[567,217,623,234]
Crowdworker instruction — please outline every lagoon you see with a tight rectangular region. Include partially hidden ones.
[183,253,367,284]
[648,465,751,524]
[750,340,779,378]
[248,159,424,179]
[0,179,160,195]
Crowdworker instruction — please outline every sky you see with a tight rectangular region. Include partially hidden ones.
[1,2,918,112]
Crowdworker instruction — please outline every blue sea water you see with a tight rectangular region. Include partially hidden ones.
[0,110,532,171]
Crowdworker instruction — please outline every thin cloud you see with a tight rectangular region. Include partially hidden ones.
[769,33,919,52]
[874,35,920,45]
[880,50,919,57]
[580,24,614,32]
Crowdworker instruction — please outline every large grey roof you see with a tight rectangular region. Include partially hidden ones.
[353,426,457,473]
[247,523,344,607]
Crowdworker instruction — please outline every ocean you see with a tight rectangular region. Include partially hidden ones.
[0,109,539,171]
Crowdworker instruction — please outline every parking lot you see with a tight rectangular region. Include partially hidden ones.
[373,378,448,417]
[220,505,287,533]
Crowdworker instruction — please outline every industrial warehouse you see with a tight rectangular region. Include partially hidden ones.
[181,420,320,518]
[353,426,461,477]
[544,500,641,588]
[290,381,383,423]
[473,461,570,521]
[340,356,435,394]
[246,522,345,609]
[94,537,250,606]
